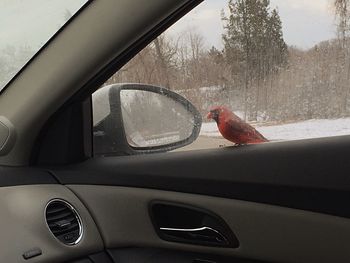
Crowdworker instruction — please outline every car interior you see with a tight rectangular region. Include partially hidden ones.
[0,0,350,262]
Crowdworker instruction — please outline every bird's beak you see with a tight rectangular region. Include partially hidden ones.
[206,112,213,120]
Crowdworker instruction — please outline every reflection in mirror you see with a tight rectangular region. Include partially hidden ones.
[121,90,195,147]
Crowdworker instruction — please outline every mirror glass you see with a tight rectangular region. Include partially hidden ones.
[120,89,195,148]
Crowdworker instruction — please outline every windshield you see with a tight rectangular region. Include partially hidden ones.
[0,0,88,91]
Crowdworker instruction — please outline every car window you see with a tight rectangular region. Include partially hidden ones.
[93,0,349,153]
[0,0,88,91]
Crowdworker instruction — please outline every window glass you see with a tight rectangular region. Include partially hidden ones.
[94,0,349,152]
[0,0,88,91]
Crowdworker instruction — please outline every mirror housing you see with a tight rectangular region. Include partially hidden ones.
[92,83,202,156]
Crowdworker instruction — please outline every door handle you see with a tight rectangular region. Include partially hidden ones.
[159,226,229,245]
[151,202,239,248]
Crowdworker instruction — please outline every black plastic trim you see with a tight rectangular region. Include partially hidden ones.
[0,167,57,186]
[107,248,266,263]
[33,99,90,165]
[89,252,113,263]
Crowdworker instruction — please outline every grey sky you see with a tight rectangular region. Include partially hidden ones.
[0,0,86,90]
[0,0,86,49]
[170,0,337,50]
[0,0,338,51]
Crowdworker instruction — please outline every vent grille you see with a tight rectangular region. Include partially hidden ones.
[45,199,83,245]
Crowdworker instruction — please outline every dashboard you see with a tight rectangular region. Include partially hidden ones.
[0,184,103,262]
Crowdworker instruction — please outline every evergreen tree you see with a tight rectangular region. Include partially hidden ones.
[333,0,350,113]
[334,0,350,41]
[222,0,287,119]
[223,0,287,76]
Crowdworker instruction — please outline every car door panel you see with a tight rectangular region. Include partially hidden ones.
[3,135,348,263]
[4,137,349,263]
[53,135,350,218]
[43,135,350,263]
[67,185,350,263]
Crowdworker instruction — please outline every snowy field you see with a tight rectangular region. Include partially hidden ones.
[201,118,350,141]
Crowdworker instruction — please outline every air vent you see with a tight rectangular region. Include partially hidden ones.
[45,199,83,245]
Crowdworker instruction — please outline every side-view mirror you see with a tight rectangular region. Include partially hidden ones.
[92,83,202,156]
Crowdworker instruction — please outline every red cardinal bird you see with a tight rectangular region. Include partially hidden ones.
[206,106,268,145]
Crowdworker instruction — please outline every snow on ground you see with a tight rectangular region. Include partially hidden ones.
[201,118,350,141]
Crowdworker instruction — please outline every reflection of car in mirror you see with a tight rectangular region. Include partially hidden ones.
[92,83,202,156]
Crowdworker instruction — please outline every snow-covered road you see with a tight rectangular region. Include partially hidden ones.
[201,118,350,141]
